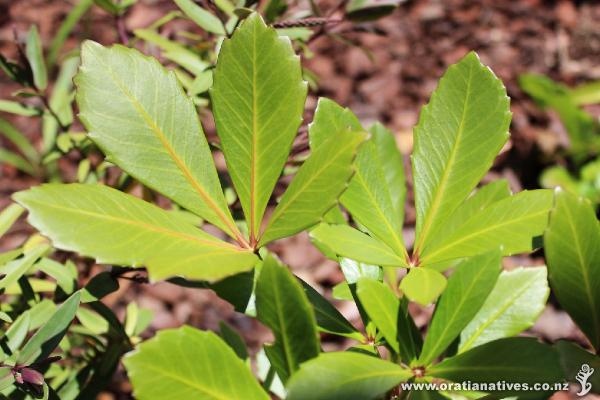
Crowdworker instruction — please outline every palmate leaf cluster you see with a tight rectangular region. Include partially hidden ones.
[16,14,367,284]
[2,9,599,400]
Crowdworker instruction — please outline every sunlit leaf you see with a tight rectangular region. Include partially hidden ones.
[14,184,258,282]
[211,14,307,241]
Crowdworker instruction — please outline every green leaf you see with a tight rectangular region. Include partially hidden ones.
[0,148,35,175]
[93,0,120,14]
[370,123,406,223]
[308,98,362,149]
[219,321,248,360]
[412,52,511,255]
[519,74,598,156]
[421,190,552,265]
[287,352,412,400]
[134,29,208,76]
[458,266,549,353]
[211,14,307,241]
[341,122,408,259]
[3,313,31,358]
[26,25,48,90]
[0,367,14,391]
[570,80,600,106]
[42,57,79,153]
[299,278,363,340]
[400,267,447,306]
[255,255,319,382]
[174,0,225,35]
[0,100,41,116]
[356,278,400,353]
[17,291,81,365]
[431,180,511,242]
[259,129,367,245]
[0,245,48,291]
[545,189,600,350]
[81,271,119,303]
[0,203,24,237]
[428,338,563,398]
[346,0,396,21]
[311,224,407,267]
[555,340,600,394]
[339,257,382,283]
[48,0,94,67]
[75,41,242,242]
[309,99,407,257]
[0,117,39,164]
[14,184,258,282]
[124,326,269,400]
[418,250,501,365]
[35,258,77,293]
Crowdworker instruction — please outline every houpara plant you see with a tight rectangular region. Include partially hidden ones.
[10,11,590,400]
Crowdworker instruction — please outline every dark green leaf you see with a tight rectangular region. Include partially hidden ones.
[219,321,248,360]
[18,291,81,365]
[428,338,563,398]
[545,189,600,350]
[299,278,363,340]
[555,340,600,395]
[255,255,319,382]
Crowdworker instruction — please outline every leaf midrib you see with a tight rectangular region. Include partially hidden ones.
[560,202,600,344]
[458,273,536,352]
[272,270,299,376]
[349,166,407,259]
[360,284,399,352]
[261,136,358,242]
[422,207,548,263]
[249,20,259,242]
[25,198,243,251]
[95,53,244,245]
[420,262,492,364]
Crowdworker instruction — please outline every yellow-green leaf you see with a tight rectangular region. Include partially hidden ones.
[413,52,511,256]
[14,184,257,282]
[211,14,307,241]
[75,41,241,242]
